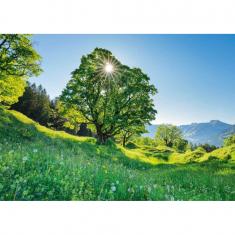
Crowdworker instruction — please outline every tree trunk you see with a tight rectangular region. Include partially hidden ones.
[96,125,108,144]
[122,135,127,147]
[97,133,109,144]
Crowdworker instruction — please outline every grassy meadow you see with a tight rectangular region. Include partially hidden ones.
[0,108,234,200]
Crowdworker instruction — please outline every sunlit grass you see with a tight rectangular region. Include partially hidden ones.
[0,109,234,200]
[9,110,93,142]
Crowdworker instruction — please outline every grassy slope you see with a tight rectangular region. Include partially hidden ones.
[0,109,235,200]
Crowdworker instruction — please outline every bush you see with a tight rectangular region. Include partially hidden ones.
[173,138,188,152]
[224,135,235,147]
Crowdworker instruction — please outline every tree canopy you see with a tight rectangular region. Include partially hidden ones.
[0,34,42,107]
[155,124,182,147]
[0,34,42,78]
[0,76,26,107]
[61,48,157,144]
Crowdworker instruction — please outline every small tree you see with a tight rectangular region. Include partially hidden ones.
[173,138,188,152]
[116,125,146,147]
[155,124,182,147]
[61,48,157,144]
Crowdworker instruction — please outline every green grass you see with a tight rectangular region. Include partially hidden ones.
[0,108,235,200]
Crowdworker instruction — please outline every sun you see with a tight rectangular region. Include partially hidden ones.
[96,55,120,79]
[104,62,114,73]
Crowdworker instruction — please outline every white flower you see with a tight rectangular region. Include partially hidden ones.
[22,156,28,162]
[166,185,170,192]
[111,186,116,192]
[33,149,38,153]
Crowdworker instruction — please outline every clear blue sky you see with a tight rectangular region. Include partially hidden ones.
[31,35,235,125]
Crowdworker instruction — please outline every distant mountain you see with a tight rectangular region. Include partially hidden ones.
[144,120,235,146]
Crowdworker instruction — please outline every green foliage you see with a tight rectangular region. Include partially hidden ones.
[12,83,51,125]
[133,136,156,147]
[0,34,42,78]
[155,124,182,147]
[61,48,157,144]
[0,109,234,200]
[54,100,92,134]
[0,34,42,107]
[115,125,146,147]
[173,138,188,152]
[224,135,235,147]
[197,143,217,153]
[0,76,26,107]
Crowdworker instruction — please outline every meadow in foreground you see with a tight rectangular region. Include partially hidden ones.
[0,109,234,201]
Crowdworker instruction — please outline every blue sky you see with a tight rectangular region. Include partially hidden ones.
[31,35,235,125]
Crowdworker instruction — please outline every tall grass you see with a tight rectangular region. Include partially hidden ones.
[0,109,234,200]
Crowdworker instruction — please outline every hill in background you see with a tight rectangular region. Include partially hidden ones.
[144,120,235,146]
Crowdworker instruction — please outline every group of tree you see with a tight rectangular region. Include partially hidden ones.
[191,143,217,152]
[2,34,231,150]
[11,82,93,136]
[12,83,51,125]
[153,124,221,152]
[1,36,157,144]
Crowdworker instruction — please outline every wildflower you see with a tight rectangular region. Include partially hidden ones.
[116,180,119,185]
[22,156,28,162]
[33,149,38,153]
[128,188,131,192]
[111,186,116,192]
[166,185,170,192]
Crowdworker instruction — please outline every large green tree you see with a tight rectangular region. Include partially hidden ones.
[0,34,42,106]
[155,124,182,147]
[61,48,157,144]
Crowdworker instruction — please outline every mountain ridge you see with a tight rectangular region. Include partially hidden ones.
[144,120,235,146]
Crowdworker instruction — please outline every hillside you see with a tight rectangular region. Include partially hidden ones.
[0,109,235,200]
[144,121,235,146]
